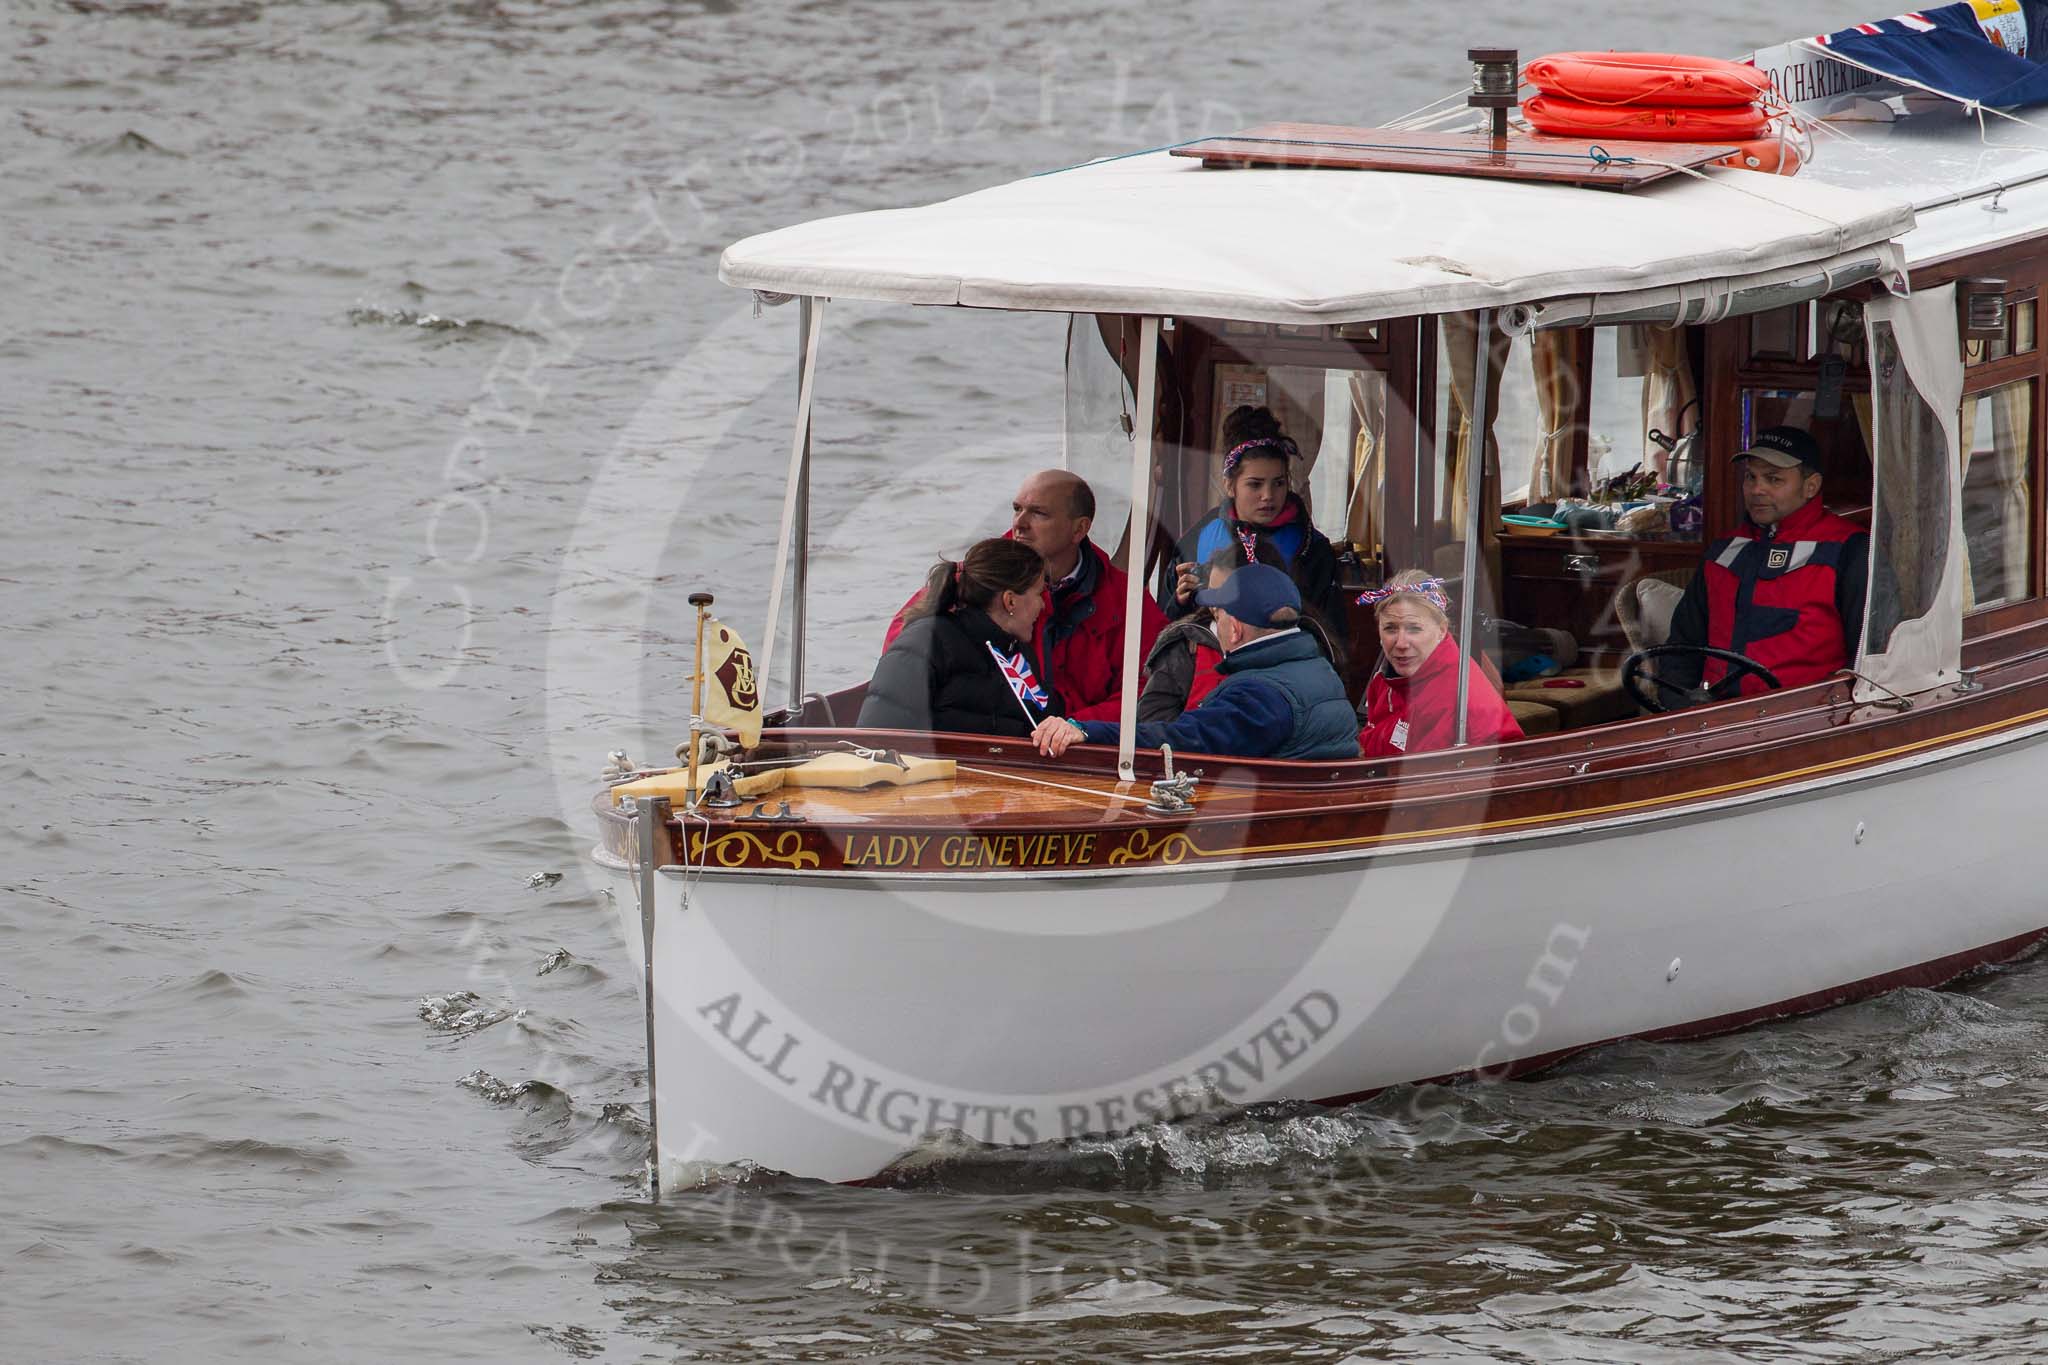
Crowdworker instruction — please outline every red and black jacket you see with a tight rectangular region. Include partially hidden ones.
[1667,496,1869,695]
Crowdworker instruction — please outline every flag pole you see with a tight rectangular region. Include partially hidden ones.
[686,592,713,811]
[987,641,1047,730]
[1007,689,1040,729]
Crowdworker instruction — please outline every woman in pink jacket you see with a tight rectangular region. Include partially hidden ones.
[1357,571,1524,757]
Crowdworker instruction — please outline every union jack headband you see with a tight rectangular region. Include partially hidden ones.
[1222,436,1297,476]
[1356,576,1451,615]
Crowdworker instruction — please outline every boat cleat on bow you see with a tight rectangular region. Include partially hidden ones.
[1145,744,1201,816]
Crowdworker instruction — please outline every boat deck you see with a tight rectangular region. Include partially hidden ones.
[736,759,1264,826]
[593,622,2048,878]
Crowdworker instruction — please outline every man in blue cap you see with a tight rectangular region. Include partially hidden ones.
[1032,562,1359,760]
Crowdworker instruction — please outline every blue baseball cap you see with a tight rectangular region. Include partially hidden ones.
[1195,562,1300,626]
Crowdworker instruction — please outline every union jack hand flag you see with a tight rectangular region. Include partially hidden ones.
[986,641,1050,711]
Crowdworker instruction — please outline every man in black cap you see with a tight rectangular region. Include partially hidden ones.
[1662,425,1869,697]
[1031,563,1359,760]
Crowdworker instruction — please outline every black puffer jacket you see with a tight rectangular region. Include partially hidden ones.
[857,606,1062,738]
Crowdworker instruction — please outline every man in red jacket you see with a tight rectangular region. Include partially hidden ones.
[882,470,1166,722]
[1664,426,1869,698]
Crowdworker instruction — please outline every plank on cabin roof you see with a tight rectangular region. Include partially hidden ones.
[1171,122,1741,191]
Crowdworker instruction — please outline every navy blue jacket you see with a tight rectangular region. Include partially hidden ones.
[1075,629,1360,760]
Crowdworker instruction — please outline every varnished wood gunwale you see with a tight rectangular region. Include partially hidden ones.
[595,617,2048,876]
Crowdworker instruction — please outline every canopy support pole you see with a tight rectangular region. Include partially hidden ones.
[790,297,814,708]
[1116,315,1162,784]
[758,297,823,703]
[1454,308,1491,748]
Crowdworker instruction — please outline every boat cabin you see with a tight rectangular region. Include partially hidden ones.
[720,72,2048,766]
[1072,259,2037,736]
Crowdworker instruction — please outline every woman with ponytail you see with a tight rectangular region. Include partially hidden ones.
[858,538,1063,738]
[1164,405,1346,656]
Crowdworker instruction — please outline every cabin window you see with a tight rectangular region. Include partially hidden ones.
[1434,324,1708,545]
[1167,314,1414,611]
[1305,369,1389,550]
[1747,304,1805,363]
[1429,323,1576,518]
[1742,387,1875,515]
[1958,379,2035,612]
[1211,362,1388,548]
[1589,326,1702,494]
[1744,300,1865,370]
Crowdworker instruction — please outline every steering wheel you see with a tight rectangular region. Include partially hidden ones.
[1622,644,1782,713]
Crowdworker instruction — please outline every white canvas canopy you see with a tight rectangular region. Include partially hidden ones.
[720,150,1915,326]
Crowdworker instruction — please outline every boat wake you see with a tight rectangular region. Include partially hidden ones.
[417,990,517,1035]
[852,976,2048,1193]
[346,303,541,342]
[457,1069,648,1170]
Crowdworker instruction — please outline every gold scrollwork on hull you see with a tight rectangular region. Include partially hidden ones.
[689,829,820,870]
[1107,829,1203,867]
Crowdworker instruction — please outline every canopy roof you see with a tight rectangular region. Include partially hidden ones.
[1794,114,2048,268]
[719,150,1915,324]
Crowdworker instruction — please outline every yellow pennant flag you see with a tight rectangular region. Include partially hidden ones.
[701,616,762,748]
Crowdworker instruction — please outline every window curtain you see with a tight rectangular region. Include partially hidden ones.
[1439,311,1508,619]
[1529,330,1578,502]
[1957,394,1981,609]
[1859,285,1965,702]
[1265,367,1328,518]
[1345,371,1385,555]
[1988,381,2032,602]
[1441,312,1507,530]
[1954,380,2035,610]
[1642,326,1697,482]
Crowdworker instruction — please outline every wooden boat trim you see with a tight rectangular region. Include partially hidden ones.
[596,663,2048,878]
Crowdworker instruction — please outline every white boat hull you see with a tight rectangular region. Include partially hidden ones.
[597,725,2048,1185]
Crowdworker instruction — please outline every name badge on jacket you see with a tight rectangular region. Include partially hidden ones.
[1766,547,1791,570]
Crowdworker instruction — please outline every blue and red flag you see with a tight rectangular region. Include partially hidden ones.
[1812,3,2048,108]
[986,641,1051,713]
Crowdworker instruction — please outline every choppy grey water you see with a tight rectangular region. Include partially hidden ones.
[8,1,2048,1360]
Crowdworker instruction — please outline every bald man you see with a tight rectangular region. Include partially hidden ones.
[882,469,1166,722]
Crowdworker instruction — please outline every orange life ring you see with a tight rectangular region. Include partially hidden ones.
[1525,51,1774,109]
[1522,94,1772,142]
[1711,136,1805,176]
